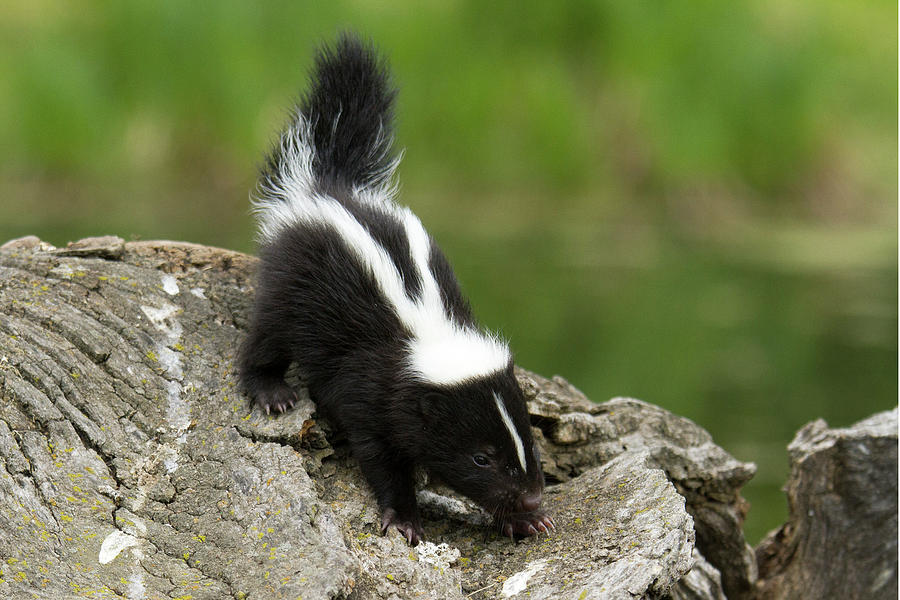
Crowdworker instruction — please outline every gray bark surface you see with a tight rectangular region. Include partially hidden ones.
[522,373,757,599]
[0,236,759,599]
[754,409,898,600]
[669,550,726,600]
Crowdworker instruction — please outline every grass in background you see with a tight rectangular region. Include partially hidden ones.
[1,0,896,543]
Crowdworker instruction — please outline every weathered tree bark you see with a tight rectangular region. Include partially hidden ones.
[754,409,898,600]
[0,235,761,599]
[527,380,758,599]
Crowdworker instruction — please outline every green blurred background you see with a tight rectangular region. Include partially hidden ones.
[1,1,896,544]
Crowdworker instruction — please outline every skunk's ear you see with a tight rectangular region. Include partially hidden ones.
[418,391,447,426]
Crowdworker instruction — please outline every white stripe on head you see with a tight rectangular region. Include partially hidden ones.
[252,116,511,385]
[493,392,527,473]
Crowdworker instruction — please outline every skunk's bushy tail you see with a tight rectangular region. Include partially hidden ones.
[304,32,398,190]
[259,32,398,198]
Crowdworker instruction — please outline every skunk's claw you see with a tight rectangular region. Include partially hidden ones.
[253,383,298,416]
[500,510,555,540]
[381,507,425,546]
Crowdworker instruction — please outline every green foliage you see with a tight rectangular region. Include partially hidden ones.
[2,0,895,198]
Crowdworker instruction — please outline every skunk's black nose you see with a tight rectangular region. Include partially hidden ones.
[518,492,542,513]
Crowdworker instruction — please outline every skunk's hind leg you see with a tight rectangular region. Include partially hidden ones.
[237,328,297,415]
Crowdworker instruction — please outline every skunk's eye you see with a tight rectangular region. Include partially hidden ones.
[472,454,490,467]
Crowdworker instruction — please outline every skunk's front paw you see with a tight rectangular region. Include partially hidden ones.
[251,381,298,415]
[500,510,555,539]
[381,507,425,546]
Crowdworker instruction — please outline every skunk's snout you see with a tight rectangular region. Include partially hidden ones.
[517,491,542,513]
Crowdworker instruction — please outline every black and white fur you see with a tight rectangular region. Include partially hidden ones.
[238,33,552,544]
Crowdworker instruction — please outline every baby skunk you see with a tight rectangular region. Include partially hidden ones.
[238,33,552,544]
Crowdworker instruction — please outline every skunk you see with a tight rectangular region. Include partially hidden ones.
[238,33,552,544]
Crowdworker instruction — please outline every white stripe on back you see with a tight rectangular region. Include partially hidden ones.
[253,118,511,385]
[493,392,527,472]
